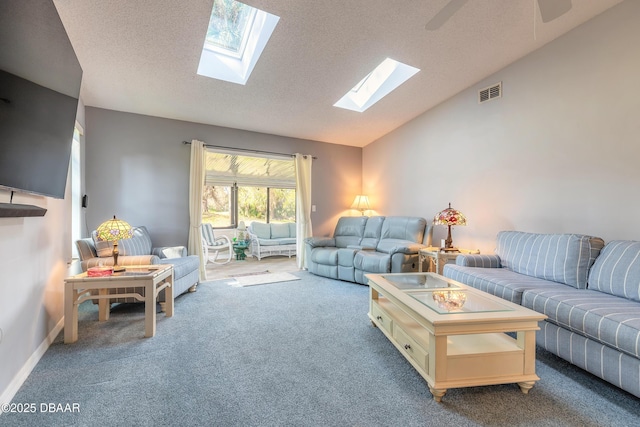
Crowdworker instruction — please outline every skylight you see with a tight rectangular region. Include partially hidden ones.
[334,58,420,112]
[205,1,257,58]
[198,0,279,85]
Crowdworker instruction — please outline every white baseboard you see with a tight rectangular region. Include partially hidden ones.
[0,317,64,406]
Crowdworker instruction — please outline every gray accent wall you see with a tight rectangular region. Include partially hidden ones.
[84,107,363,245]
[363,0,640,253]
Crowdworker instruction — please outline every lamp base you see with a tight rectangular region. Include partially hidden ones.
[112,265,126,272]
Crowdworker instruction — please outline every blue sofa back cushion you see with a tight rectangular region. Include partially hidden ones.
[251,222,272,239]
[334,216,367,248]
[271,223,291,239]
[588,241,640,302]
[495,231,604,289]
[380,216,426,243]
[93,226,153,257]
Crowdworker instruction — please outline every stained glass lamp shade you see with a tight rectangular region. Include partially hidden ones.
[433,203,467,252]
[351,195,371,216]
[96,215,133,271]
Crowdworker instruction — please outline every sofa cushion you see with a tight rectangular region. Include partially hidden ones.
[354,251,391,274]
[289,223,296,238]
[76,238,97,261]
[443,264,561,304]
[310,248,339,266]
[334,216,367,248]
[252,222,271,239]
[380,216,426,243]
[271,223,290,239]
[522,286,640,359]
[361,216,385,248]
[495,231,604,289]
[159,255,200,281]
[160,246,185,259]
[588,241,640,302]
[93,226,153,257]
[258,237,296,246]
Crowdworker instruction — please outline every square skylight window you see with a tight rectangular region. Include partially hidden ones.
[198,0,279,85]
[205,1,257,58]
[334,58,420,112]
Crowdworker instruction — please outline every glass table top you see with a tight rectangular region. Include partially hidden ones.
[377,273,514,314]
[407,289,515,314]
[379,273,454,290]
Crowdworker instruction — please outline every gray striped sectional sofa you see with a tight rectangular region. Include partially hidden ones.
[76,226,200,304]
[442,231,640,398]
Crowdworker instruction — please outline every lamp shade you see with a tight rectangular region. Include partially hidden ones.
[433,203,467,226]
[350,195,371,211]
[96,215,133,242]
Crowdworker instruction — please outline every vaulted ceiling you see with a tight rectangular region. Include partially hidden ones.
[53,0,623,147]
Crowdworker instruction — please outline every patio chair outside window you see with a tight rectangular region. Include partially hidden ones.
[201,223,232,265]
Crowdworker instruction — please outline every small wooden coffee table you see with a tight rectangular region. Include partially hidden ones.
[367,272,546,402]
[64,265,174,343]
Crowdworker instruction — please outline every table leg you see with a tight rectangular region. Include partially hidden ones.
[64,283,78,344]
[145,282,156,338]
[165,274,174,318]
[98,288,110,321]
[428,386,447,402]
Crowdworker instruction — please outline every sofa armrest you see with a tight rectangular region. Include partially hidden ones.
[304,237,336,248]
[455,254,501,268]
[81,255,161,271]
[153,246,187,259]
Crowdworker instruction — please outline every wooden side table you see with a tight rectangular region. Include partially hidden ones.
[64,265,174,343]
[418,247,480,275]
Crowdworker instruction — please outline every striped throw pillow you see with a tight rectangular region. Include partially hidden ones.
[496,231,604,288]
[588,241,640,302]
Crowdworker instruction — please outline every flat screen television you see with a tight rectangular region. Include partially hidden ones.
[0,0,83,202]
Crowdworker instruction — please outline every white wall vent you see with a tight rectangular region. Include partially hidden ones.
[479,82,502,103]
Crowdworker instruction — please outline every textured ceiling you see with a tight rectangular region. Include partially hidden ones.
[52,0,623,147]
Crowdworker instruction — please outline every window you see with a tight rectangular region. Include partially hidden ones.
[197,0,280,85]
[334,58,420,112]
[202,150,296,228]
[70,124,83,258]
[205,0,257,58]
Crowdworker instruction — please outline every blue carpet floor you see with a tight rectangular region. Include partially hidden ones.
[2,271,639,426]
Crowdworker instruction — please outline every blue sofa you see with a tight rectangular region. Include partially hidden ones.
[443,231,640,398]
[305,216,430,284]
[76,226,200,304]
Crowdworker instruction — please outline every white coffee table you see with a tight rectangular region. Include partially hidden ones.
[64,265,174,343]
[367,272,546,402]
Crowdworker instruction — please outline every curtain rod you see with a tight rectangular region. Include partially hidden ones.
[181,141,317,159]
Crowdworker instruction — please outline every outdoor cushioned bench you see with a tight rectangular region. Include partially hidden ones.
[442,231,640,399]
[247,222,296,260]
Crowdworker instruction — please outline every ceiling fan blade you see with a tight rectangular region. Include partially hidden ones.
[538,0,572,23]
[425,0,469,31]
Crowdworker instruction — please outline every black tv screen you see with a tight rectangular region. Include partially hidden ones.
[0,0,82,200]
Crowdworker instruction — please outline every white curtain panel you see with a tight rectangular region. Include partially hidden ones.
[295,153,313,269]
[188,139,206,281]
